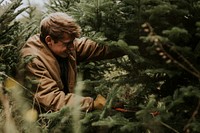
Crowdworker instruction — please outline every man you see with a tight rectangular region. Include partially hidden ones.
[18,12,124,113]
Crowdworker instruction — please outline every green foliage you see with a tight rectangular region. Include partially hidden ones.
[46,0,79,13]
[0,0,200,132]
[162,27,190,44]
[0,0,26,44]
[0,0,38,77]
[0,0,45,133]
[45,0,200,132]
[0,0,24,76]
[39,106,74,132]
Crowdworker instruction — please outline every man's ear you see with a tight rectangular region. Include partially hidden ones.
[45,35,52,46]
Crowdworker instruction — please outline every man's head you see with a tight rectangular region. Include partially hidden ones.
[40,12,81,58]
[40,12,81,42]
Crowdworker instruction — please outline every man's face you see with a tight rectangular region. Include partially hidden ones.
[46,33,74,58]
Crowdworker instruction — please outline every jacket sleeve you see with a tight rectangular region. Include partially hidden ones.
[25,57,93,112]
[75,37,125,62]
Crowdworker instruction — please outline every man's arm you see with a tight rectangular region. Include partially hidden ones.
[25,57,93,112]
[75,37,125,62]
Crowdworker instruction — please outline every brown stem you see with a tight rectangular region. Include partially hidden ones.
[144,23,200,79]
[160,121,180,133]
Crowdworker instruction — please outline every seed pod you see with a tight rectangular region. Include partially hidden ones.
[159,52,164,56]
[144,28,149,32]
[156,47,161,51]
[166,60,172,64]
[162,55,167,59]
[141,23,148,28]
[154,38,159,42]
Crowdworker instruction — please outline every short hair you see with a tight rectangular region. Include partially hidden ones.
[40,12,81,42]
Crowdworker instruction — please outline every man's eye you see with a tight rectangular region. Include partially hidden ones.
[60,40,74,47]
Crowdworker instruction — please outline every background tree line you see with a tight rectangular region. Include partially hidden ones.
[0,0,200,132]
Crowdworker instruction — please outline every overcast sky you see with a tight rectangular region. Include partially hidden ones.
[2,0,47,6]
[22,0,48,9]
[1,0,48,9]
[23,0,47,6]
[1,0,51,19]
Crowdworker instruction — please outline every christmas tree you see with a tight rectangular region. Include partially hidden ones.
[0,0,200,132]
[44,0,200,132]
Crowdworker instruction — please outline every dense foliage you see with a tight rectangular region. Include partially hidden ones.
[0,0,200,133]
[0,0,41,132]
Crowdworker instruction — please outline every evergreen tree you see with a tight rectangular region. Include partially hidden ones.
[0,0,198,132]
[0,0,42,132]
[0,0,27,76]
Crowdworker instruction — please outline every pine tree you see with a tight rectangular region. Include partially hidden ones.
[0,0,43,132]
[31,0,200,132]
[0,0,26,76]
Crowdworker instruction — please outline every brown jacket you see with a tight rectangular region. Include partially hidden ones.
[19,34,123,112]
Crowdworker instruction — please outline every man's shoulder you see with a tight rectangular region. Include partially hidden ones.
[26,34,42,46]
[21,34,51,57]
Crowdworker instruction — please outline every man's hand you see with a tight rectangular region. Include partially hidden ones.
[93,94,106,110]
[81,97,94,112]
